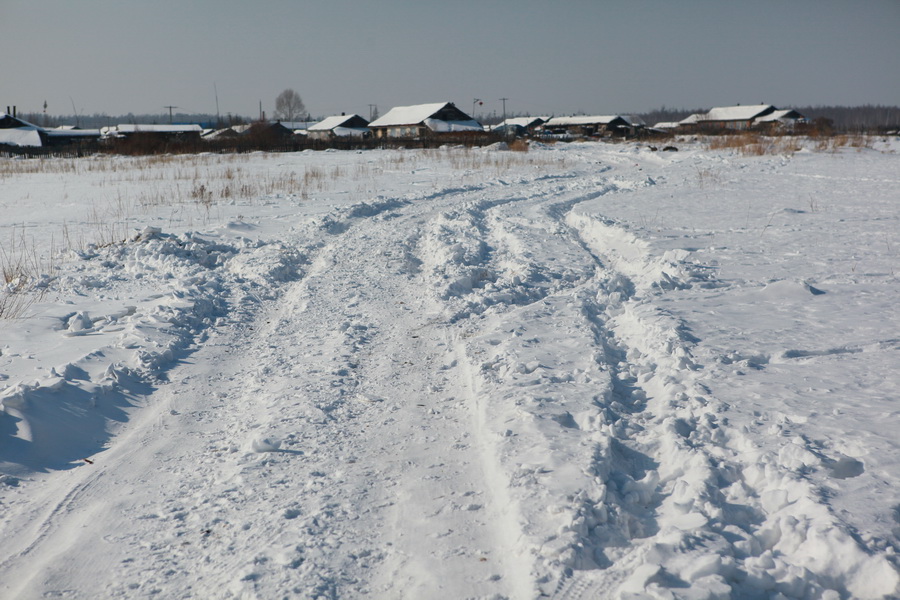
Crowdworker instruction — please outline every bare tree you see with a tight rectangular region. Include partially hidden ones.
[274,89,305,123]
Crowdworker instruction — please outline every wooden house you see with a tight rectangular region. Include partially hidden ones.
[102,123,203,141]
[753,109,807,130]
[697,105,777,130]
[541,115,631,138]
[368,102,482,139]
[0,112,44,147]
[307,114,370,140]
[496,117,547,131]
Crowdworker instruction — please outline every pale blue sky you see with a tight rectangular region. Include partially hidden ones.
[2,0,898,120]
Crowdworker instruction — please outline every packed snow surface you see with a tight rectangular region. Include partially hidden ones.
[1,140,899,599]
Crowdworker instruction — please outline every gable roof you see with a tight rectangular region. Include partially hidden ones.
[704,104,776,122]
[369,102,480,129]
[754,109,805,123]
[0,113,45,146]
[308,114,369,131]
[1,113,40,129]
[679,113,704,125]
[544,115,625,127]
[498,117,547,128]
[369,102,451,127]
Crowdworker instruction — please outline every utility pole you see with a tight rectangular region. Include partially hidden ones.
[214,83,221,127]
[368,104,377,121]
[500,97,508,123]
[164,105,178,124]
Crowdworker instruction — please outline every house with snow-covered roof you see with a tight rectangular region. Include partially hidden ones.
[368,102,482,139]
[497,117,547,130]
[102,123,203,141]
[0,112,44,147]
[491,116,547,137]
[753,109,807,130]
[1,113,101,147]
[307,114,370,140]
[697,104,777,130]
[542,115,633,138]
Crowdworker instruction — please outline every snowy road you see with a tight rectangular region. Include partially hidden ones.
[1,143,898,598]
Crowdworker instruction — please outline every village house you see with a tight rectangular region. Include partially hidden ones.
[753,109,808,130]
[44,125,101,146]
[1,111,100,147]
[695,104,777,130]
[675,105,806,132]
[541,115,634,138]
[101,123,203,141]
[0,111,44,147]
[368,102,482,139]
[492,116,547,137]
[306,114,370,140]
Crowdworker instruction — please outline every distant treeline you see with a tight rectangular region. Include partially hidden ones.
[636,105,900,132]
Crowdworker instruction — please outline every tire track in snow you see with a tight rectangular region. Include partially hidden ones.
[414,161,898,598]
[554,197,899,598]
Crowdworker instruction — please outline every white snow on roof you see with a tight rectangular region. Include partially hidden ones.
[331,126,370,137]
[0,128,42,147]
[308,115,366,131]
[46,129,101,138]
[544,116,622,127]
[369,103,454,127]
[754,109,802,123]
[704,104,775,122]
[499,117,547,128]
[679,113,704,124]
[278,121,314,130]
[108,124,203,134]
[653,122,681,129]
[422,118,482,133]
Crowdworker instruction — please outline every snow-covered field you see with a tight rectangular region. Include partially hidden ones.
[1,139,898,599]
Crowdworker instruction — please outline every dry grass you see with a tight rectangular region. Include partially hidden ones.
[0,145,574,316]
[0,228,51,319]
[508,139,530,152]
[813,133,875,152]
[704,133,802,156]
[703,132,879,156]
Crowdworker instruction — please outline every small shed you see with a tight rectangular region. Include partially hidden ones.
[368,102,482,139]
[307,114,370,140]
